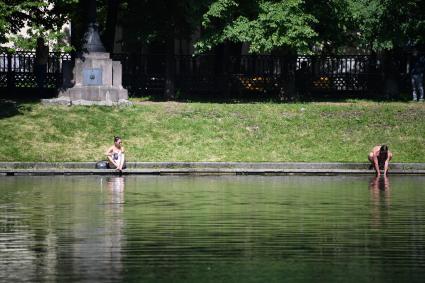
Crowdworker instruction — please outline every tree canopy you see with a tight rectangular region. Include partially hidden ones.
[118,0,209,51]
[348,0,425,50]
[195,0,317,54]
[196,0,425,54]
[0,0,77,50]
[0,0,46,44]
[1,0,424,53]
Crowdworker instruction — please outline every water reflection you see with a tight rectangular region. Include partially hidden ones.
[104,177,125,279]
[70,177,125,282]
[369,176,390,192]
[106,176,125,207]
[369,176,391,229]
[2,176,425,282]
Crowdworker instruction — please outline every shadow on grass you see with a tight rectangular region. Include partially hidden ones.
[0,99,36,119]
[130,90,413,104]
[0,87,59,118]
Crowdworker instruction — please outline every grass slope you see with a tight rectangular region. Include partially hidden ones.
[0,100,424,162]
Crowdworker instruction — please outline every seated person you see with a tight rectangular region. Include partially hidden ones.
[368,145,392,176]
[106,136,126,172]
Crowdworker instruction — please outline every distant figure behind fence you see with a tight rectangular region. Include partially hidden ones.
[35,37,49,89]
[410,51,425,102]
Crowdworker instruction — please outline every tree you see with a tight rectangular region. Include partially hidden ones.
[119,0,210,98]
[344,0,425,97]
[6,25,72,51]
[0,0,78,50]
[195,0,317,54]
[348,0,425,51]
[119,0,209,51]
[0,0,46,45]
[103,0,120,53]
[303,0,360,54]
[197,0,425,55]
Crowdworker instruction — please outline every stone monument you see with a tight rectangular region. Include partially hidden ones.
[43,0,130,106]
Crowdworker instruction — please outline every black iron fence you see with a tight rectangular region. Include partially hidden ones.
[1,51,412,100]
[112,53,410,100]
[0,51,71,89]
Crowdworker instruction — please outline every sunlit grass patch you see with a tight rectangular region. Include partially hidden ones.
[0,100,424,162]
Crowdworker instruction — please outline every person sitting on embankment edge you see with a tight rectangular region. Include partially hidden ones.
[368,145,392,176]
[106,136,126,172]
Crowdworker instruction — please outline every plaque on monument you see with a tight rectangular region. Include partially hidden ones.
[83,68,102,85]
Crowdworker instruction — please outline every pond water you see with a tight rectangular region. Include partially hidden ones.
[1,175,425,282]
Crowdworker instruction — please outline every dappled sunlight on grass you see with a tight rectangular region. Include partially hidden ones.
[0,101,424,162]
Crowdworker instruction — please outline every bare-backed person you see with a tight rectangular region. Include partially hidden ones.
[368,145,393,176]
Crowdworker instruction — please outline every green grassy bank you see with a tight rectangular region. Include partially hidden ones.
[0,100,424,162]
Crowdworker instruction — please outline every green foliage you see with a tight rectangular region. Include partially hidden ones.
[0,0,77,50]
[2,0,425,56]
[197,0,317,54]
[303,0,358,53]
[0,0,45,43]
[347,0,425,50]
[120,0,210,50]
[197,0,425,54]
[6,25,73,52]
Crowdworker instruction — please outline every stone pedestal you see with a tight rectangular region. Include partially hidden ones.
[43,52,131,106]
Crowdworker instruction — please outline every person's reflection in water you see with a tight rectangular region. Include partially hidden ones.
[107,176,125,206]
[71,177,126,282]
[369,176,391,229]
[103,177,125,280]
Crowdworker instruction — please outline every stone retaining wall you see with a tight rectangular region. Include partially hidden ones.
[1,162,425,176]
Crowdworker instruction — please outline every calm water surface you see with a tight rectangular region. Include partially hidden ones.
[1,175,425,282]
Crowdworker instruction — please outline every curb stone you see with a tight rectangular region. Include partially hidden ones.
[1,162,425,176]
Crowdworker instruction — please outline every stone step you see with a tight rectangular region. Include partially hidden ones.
[1,162,425,170]
[1,167,425,176]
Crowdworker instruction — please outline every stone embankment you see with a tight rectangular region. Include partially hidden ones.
[1,162,425,176]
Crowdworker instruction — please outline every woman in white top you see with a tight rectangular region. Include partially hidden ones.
[106,136,125,172]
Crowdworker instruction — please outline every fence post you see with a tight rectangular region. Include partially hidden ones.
[7,52,16,89]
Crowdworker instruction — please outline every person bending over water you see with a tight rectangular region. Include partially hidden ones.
[368,145,392,176]
[106,136,126,172]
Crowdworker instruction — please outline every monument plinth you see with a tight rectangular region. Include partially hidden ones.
[54,51,129,106]
[43,0,130,106]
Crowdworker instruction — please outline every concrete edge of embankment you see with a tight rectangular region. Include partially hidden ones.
[1,162,425,176]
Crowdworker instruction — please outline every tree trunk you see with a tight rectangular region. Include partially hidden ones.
[164,32,175,100]
[283,55,297,101]
[382,50,400,99]
[71,1,88,55]
[212,42,242,99]
[276,48,297,101]
[104,0,120,53]
[366,51,379,97]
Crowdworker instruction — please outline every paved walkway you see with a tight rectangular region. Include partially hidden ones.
[1,162,425,176]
